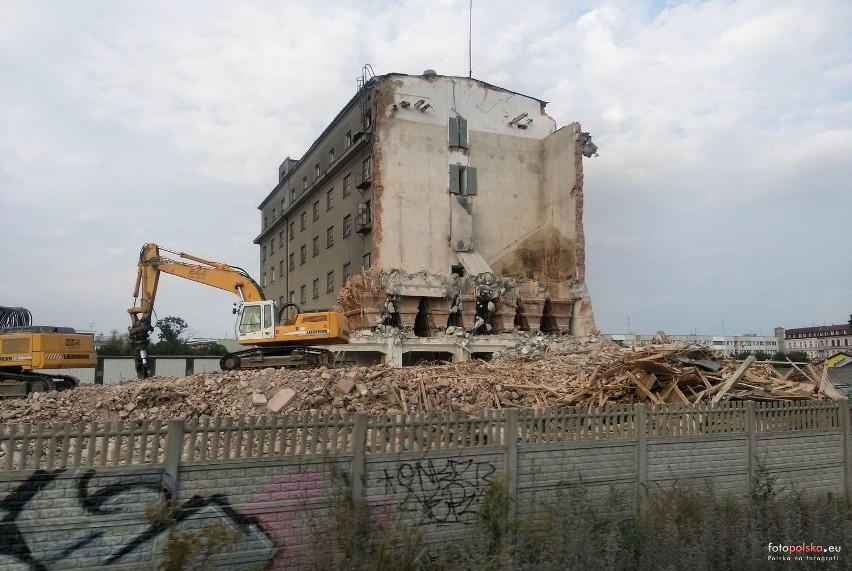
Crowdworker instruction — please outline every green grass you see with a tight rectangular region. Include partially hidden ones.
[306,470,852,571]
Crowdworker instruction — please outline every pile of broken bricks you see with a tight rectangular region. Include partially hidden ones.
[0,339,842,427]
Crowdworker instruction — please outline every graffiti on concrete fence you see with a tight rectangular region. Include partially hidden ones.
[249,470,327,566]
[0,469,274,569]
[379,458,497,524]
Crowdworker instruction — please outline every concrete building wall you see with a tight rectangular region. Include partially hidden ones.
[371,74,580,281]
[256,93,375,310]
[257,71,597,338]
[607,333,782,355]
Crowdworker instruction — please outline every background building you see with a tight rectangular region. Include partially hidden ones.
[606,333,781,356]
[255,70,597,338]
[779,320,852,361]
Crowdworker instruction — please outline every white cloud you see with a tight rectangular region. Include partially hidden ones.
[0,0,850,338]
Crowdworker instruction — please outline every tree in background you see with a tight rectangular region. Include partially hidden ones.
[778,350,810,364]
[734,350,809,363]
[97,317,227,356]
[150,316,228,356]
[97,329,133,356]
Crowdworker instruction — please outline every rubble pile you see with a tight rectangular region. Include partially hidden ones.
[0,336,842,426]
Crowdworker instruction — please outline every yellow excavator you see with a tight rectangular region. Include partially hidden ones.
[128,243,349,379]
[0,306,96,396]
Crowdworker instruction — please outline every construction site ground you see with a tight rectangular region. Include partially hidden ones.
[0,333,843,426]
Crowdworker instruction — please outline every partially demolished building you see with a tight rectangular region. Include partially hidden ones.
[255,70,598,364]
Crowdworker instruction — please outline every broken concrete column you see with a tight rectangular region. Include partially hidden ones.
[491,296,518,333]
[425,297,452,335]
[359,292,387,329]
[457,294,478,332]
[517,280,547,332]
[547,299,575,333]
[518,299,545,332]
[394,296,420,332]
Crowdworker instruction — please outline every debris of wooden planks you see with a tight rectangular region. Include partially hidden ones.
[483,345,842,409]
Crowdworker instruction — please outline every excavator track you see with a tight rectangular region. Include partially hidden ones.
[0,371,79,398]
[220,346,334,372]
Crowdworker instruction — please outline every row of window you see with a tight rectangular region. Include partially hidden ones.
[263,201,372,264]
[263,134,369,232]
[788,329,850,339]
[788,339,850,349]
[271,155,371,229]
[283,254,372,304]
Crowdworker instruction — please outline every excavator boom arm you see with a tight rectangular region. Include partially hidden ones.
[128,243,265,377]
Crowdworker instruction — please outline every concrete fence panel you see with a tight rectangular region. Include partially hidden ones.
[0,400,850,569]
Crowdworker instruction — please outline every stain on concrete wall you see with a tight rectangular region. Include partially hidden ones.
[490,225,578,281]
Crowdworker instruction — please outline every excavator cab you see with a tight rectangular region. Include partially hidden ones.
[235,301,276,341]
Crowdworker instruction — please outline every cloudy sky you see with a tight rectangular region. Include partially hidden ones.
[1,0,850,340]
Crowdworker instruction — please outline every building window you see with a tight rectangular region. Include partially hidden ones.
[272,207,276,220]
[449,164,478,195]
[329,147,335,163]
[326,226,334,248]
[262,272,267,287]
[362,156,372,181]
[303,176,308,190]
[343,262,351,284]
[279,231,285,248]
[279,260,285,277]
[356,200,372,233]
[263,216,268,230]
[270,266,275,282]
[313,200,320,221]
[288,290,294,302]
[312,236,319,257]
[326,188,334,210]
[314,163,320,179]
[289,253,295,271]
[261,245,267,262]
[362,252,371,269]
[449,116,469,149]
[312,279,320,299]
[345,130,352,148]
[300,285,306,304]
[290,188,296,201]
[281,198,286,212]
[326,271,334,292]
[364,110,372,129]
[269,239,274,254]
[288,221,295,240]
[300,245,306,264]
[343,173,352,197]
[343,214,352,238]
[300,211,307,231]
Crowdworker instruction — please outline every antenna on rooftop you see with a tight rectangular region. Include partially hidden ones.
[468,0,473,78]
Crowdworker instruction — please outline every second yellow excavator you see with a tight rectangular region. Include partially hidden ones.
[128,243,349,379]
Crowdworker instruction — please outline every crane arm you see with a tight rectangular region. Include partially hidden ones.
[128,243,265,377]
